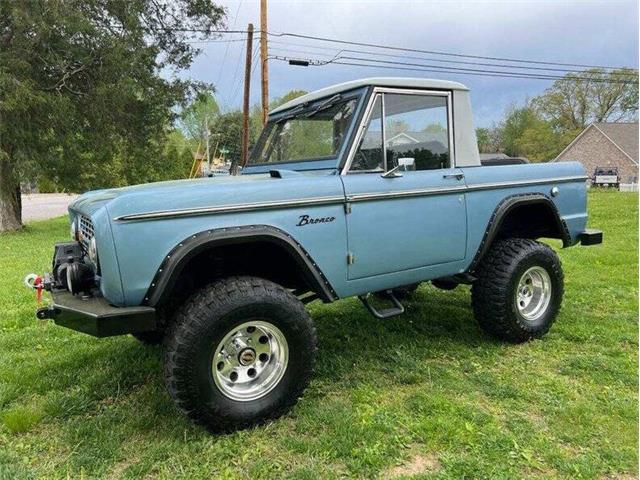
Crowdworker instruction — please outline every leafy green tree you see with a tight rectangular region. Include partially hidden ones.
[179,91,220,145]
[500,105,541,157]
[515,122,575,163]
[212,110,245,166]
[532,69,639,131]
[0,0,225,231]
[476,128,490,153]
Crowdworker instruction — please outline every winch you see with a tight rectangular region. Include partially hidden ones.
[23,241,97,303]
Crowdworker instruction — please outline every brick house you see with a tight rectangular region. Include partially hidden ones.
[553,122,638,184]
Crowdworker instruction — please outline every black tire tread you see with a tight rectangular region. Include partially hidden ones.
[163,276,317,432]
[471,238,564,343]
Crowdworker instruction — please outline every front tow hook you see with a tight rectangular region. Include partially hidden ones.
[36,307,59,320]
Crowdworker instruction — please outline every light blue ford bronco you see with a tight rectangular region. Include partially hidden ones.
[30,78,602,432]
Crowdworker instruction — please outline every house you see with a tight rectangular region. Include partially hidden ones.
[553,122,638,184]
[361,130,448,153]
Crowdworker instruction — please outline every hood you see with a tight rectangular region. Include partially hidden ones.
[70,170,340,220]
[69,174,272,215]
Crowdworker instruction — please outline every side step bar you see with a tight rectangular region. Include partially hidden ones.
[358,291,405,319]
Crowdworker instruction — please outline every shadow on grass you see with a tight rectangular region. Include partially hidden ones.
[4,284,505,444]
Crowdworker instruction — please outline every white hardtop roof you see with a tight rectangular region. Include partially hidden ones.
[270,77,469,115]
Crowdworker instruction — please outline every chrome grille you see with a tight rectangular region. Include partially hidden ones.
[78,215,94,251]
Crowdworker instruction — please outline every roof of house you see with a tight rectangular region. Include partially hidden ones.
[360,130,448,151]
[594,123,638,163]
[270,77,469,115]
[554,122,639,164]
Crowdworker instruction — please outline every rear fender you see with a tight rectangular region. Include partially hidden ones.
[468,193,570,272]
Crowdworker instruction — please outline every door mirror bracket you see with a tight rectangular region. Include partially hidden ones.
[381,165,403,179]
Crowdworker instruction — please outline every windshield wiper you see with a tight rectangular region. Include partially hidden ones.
[303,94,342,118]
[275,103,308,123]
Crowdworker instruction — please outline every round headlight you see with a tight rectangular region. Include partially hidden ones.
[70,218,78,240]
[88,237,98,264]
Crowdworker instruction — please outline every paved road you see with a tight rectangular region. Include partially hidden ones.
[22,193,78,222]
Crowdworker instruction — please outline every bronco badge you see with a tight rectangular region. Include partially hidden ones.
[296,214,336,227]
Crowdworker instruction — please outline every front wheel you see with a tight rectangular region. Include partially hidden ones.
[471,238,564,343]
[164,276,317,432]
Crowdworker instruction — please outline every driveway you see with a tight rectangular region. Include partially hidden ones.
[22,193,78,222]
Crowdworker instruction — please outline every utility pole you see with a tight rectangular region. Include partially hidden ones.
[260,0,269,125]
[238,23,254,173]
[204,113,210,172]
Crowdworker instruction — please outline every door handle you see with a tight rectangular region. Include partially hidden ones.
[443,173,464,180]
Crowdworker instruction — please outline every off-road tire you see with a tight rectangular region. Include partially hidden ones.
[471,238,563,343]
[132,330,164,345]
[164,276,317,433]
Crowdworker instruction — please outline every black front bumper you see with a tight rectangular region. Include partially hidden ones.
[579,229,603,246]
[38,289,156,337]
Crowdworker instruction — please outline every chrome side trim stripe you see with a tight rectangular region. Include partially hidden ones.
[114,195,345,221]
[114,175,588,221]
[465,175,588,192]
[347,175,587,203]
[347,185,467,202]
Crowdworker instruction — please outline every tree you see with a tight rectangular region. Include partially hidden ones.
[0,1,225,231]
[212,110,245,165]
[533,69,639,131]
[476,126,504,154]
[514,122,575,163]
[501,105,541,157]
[179,91,220,145]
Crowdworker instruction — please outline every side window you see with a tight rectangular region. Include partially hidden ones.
[384,93,450,171]
[351,95,384,171]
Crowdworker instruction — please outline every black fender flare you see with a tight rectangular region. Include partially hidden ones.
[467,193,571,272]
[142,225,338,306]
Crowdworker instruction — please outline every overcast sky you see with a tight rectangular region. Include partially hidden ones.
[184,0,639,127]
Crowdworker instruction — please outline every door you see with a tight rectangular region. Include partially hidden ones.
[341,90,467,280]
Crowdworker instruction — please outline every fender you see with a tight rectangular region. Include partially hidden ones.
[143,225,338,306]
[467,193,571,272]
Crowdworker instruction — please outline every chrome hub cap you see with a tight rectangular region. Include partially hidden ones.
[213,321,289,401]
[515,266,552,322]
[238,348,256,366]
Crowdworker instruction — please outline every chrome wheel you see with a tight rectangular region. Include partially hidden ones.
[213,321,289,402]
[515,266,552,322]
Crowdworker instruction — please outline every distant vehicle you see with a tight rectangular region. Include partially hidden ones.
[27,77,602,433]
[592,167,619,188]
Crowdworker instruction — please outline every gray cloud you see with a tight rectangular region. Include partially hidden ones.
[187,0,638,126]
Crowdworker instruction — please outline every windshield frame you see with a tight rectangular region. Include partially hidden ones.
[243,87,368,173]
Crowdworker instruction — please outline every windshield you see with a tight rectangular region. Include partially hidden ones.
[248,95,359,166]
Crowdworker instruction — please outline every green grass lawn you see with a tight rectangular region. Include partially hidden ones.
[0,190,637,479]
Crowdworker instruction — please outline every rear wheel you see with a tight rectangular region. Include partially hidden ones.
[471,238,563,343]
[164,276,317,432]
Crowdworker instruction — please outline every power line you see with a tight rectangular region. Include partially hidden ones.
[159,27,636,73]
[214,1,244,109]
[333,55,638,83]
[268,31,635,71]
[186,38,247,44]
[269,55,637,84]
[230,47,260,105]
[268,45,637,77]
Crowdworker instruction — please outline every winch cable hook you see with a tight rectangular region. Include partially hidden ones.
[24,273,44,304]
